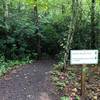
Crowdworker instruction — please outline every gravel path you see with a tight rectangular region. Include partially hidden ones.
[0,59,58,100]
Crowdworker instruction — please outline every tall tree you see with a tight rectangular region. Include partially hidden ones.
[33,0,41,59]
[63,0,82,69]
[91,0,96,49]
[3,0,9,28]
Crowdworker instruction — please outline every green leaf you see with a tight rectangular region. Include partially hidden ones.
[60,96,70,100]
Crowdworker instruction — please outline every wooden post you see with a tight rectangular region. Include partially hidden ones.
[81,64,86,100]
[70,50,98,100]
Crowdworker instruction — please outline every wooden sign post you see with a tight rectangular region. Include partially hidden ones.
[70,50,98,100]
[81,65,86,100]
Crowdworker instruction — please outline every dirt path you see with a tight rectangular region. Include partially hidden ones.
[0,59,59,100]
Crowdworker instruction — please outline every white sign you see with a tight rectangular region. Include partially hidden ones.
[70,50,98,64]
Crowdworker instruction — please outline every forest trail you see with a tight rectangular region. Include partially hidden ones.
[0,59,58,100]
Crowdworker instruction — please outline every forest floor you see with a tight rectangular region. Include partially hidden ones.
[0,59,59,100]
[52,64,100,100]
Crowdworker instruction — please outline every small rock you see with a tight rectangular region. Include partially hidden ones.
[16,75,19,77]
[27,95,31,98]
[25,76,28,79]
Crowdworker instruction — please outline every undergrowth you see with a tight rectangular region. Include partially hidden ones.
[0,55,33,77]
[51,62,100,100]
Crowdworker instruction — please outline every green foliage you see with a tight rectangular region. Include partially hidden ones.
[0,0,99,76]
[60,96,70,100]
[60,95,80,100]
[0,55,33,76]
[0,0,99,60]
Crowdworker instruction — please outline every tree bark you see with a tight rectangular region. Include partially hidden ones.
[33,0,41,59]
[63,0,82,69]
[91,0,96,49]
[2,0,9,26]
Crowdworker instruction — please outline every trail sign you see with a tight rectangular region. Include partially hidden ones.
[70,50,98,65]
[70,50,99,100]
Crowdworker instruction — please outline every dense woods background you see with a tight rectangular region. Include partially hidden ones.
[0,1,99,99]
[0,0,100,61]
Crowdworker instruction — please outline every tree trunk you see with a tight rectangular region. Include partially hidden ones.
[63,0,82,69]
[33,0,41,59]
[91,0,96,49]
[2,0,9,27]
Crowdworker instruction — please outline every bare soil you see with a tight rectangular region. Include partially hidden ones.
[0,59,59,100]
